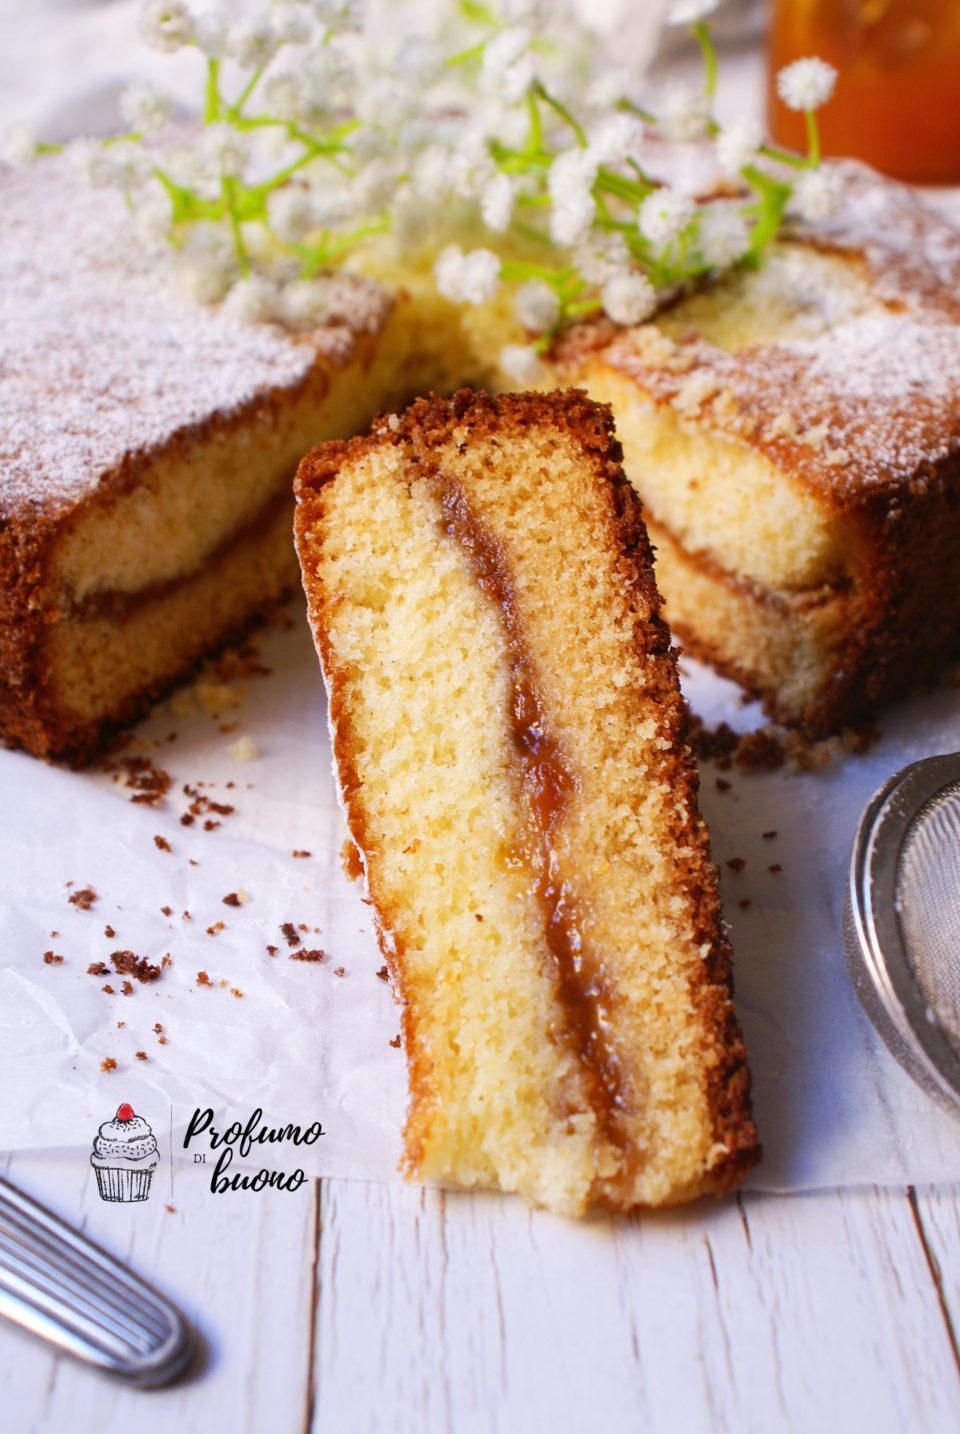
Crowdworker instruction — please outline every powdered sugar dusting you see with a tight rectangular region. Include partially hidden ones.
[0,156,391,519]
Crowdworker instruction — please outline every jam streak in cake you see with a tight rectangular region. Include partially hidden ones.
[438,476,627,1125]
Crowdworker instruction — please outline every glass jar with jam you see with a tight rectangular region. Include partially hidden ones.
[767,0,960,184]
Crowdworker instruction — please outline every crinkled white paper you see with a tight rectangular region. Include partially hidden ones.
[1,603,959,1192]
[1,2,958,1194]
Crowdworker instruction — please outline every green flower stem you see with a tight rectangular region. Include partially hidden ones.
[741,163,791,257]
[458,0,498,25]
[508,217,555,247]
[221,175,251,276]
[564,297,602,318]
[229,64,267,120]
[533,81,587,148]
[204,58,222,124]
[617,97,656,124]
[693,20,718,102]
[805,109,821,166]
[757,141,808,170]
[594,167,651,204]
[526,90,544,154]
[445,39,488,68]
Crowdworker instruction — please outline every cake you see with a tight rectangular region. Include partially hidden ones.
[549,165,960,736]
[5,152,960,760]
[0,156,479,763]
[293,388,759,1213]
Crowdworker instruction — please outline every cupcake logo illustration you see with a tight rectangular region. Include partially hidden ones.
[90,1103,159,1203]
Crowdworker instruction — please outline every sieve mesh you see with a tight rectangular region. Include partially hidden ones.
[898,780,960,1050]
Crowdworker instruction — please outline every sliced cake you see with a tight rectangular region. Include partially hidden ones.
[294,388,758,1214]
[551,165,960,736]
[0,156,483,764]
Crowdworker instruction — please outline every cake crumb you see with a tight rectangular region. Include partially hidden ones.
[87,962,109,976]
[726,857,746,874]
[763,830,778,840]
[104,924,116,938]
[196,680,243,715]
[207,921,226,936]
[42,951,64,965]
[196,970,212,987]
[715,777,732,793]
[49,930,59,938]
[388,1035,401,1049]
[334,966,346,977]
[68,886,97,911]
[291,948,325,963]
[227,734,259,762]
[165,1204,176,1213]
[767,409,798,440]
[111,950,162,984]
[161,905,173,917]
[292,849,312,859]
[769,863,783,874]
[341,840,364,881]
[738,898,752,910]
[153,1023,164,1034]
[673,370,722,417]
[135,1050,148,1061]
[102,984,115,995]
[121,980,134,996]
[281,921,301,948]
[231,987,244,998]
[154,835,172,853]
[376,965,390,982]
[100,1058,117,1073]
[266,944,279,957]
[114,756,172,807]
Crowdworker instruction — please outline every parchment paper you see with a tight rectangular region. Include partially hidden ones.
[1,1,958,1195]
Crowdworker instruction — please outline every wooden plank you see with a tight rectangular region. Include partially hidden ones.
[0,1149,318,1434]
[312,1180,960,1434]
[911,1186,960,1371]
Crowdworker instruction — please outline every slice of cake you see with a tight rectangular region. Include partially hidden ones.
[294,388,758,1214]
[551,165,960,737]
[0,156,482,764]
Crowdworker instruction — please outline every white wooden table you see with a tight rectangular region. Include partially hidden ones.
[3,1147,960,1434]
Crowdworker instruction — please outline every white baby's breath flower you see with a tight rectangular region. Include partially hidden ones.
[515,280,560,335]
[548,147,598,246]
[352,157,399,211]
[69,138,117,188]
[658,82,711,142]
[260,65,311,121]
[119,84,172,136]
[715,117,761,176]
[587,112,644,166]
[132,180,174,248]
[788,166,844,222]
[698,204,751,267]
[272,7,312,45]
[1,125,37,169]
[601,271,656,326]
[434,245,501,305]
[481,171,515,234]
[309,185,356,227]
[638,186,694,247]
[574,230,631,284]
[585,68,633,113]
[223,275,280,324]
[482,26,535,104]
[268,186,315,243]
[777,57,837,112]
[666,0,720,24]
[193,10,229,58]
[202,123,249,178]
[395,37,443,88]
[180,259,235,304]
[105,140,153,193]
[279,280,339,328]
[228,17,279,69]
[500,343,544,386]
[411,145,451,202]
[139,0,194,52]
[309,0,362,30]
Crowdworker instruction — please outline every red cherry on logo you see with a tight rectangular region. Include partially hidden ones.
[116,1103,135,1123]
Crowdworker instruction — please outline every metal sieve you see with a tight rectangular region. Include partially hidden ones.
[844,752,960,1117]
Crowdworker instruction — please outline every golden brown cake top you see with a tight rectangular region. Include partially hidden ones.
[0,155,392,524]
[556,162,960,508]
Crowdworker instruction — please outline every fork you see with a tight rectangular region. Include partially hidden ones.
[0,1174,193,1387]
